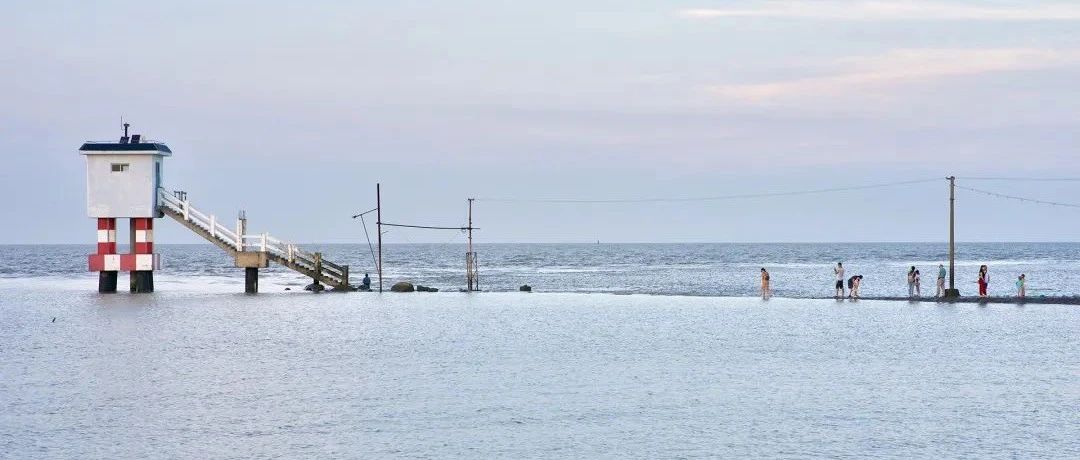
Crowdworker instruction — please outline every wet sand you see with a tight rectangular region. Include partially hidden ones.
[817,295,1080,305]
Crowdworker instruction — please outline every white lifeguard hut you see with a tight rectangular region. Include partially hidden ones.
[81,123,169,293]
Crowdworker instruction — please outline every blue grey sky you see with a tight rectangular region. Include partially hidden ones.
[3,0,1080,243]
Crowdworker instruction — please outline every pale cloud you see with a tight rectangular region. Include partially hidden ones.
[706,48,1080,102]
[680,1,1080,21]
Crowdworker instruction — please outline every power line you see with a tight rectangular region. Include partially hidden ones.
[958,177,1080,182]
[958,185,1080,209]
[477,178,941,204]
[381,222,477,231]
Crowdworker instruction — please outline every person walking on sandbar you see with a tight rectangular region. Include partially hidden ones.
[907,266,917,298]
[1016,274,1026,298]
[760,268,771,300]
[936,264,947,297]
[834,262,845,299]
[978,265,989,298]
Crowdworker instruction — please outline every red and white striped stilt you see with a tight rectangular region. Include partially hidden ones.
[127,217,160,292]
[88,218,119,292]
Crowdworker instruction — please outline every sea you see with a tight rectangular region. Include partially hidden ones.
[1,243,1078,458]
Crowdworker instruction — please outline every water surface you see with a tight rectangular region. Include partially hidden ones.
[2,288,1077,458]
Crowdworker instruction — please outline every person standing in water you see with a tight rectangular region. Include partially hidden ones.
[907,266,917,298]
[914,270,922,297]
[847,275,863,299]
[760,268,771,299]
[834,262,845,298]
[936,264,947,297]
[1016,274,1026,298]
[978,265,989,298]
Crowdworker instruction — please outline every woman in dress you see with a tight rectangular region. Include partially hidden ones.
[978,265,989,298]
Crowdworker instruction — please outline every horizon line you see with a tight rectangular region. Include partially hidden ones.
[3,241,1080,246]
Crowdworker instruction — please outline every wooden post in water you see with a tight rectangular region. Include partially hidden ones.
[376,183,383,293]
[466,198,476,291]
[314,252,323,289]
[945,176,960,298]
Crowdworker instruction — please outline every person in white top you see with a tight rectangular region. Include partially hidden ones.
[907,266,916,297]
[834,262,845,298]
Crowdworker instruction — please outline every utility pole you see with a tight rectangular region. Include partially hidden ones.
[466,198,477,291]
[946,176,960,298]
[377,183,383,293]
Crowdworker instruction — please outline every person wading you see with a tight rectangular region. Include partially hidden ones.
[834,262,845,299]
[936,264,947,298]
[760,268,771,300]
[978,265,990,298]
[907,266,917,298]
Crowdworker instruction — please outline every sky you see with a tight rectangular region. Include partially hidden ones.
[2,0,1080,244]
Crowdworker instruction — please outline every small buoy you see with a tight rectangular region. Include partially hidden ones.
[284,287,291,291]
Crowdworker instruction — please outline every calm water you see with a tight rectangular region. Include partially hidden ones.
[1,244,1078,458]
[3,242,1080,297]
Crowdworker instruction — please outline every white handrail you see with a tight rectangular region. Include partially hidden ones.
[189,207,211,223]
[157,188,347,284]
[235,220,243,251]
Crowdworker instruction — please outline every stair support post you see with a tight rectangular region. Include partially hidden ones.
[313,252,323,289]
[245,267,259,293]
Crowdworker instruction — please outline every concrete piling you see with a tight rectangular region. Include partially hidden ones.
[131,271,154,293]
[245,267,259,293]
[98,271,118,293]
[235,251,269,294]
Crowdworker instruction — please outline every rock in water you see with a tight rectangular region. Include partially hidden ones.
[304,283,325,292]
[416,285,440,292]
[519,285,532,292]
[391,282,415,292]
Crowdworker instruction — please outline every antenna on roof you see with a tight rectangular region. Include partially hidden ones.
[120,117,131,144]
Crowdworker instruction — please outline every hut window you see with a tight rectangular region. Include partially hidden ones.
[111,163,129,172]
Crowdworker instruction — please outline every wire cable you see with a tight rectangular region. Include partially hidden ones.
[476,178,941,204]
[351,207,378,219]
[381,222,478,231]
[958,177,1080,182]
[958,185,1080,209]
[358,213,378,270]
